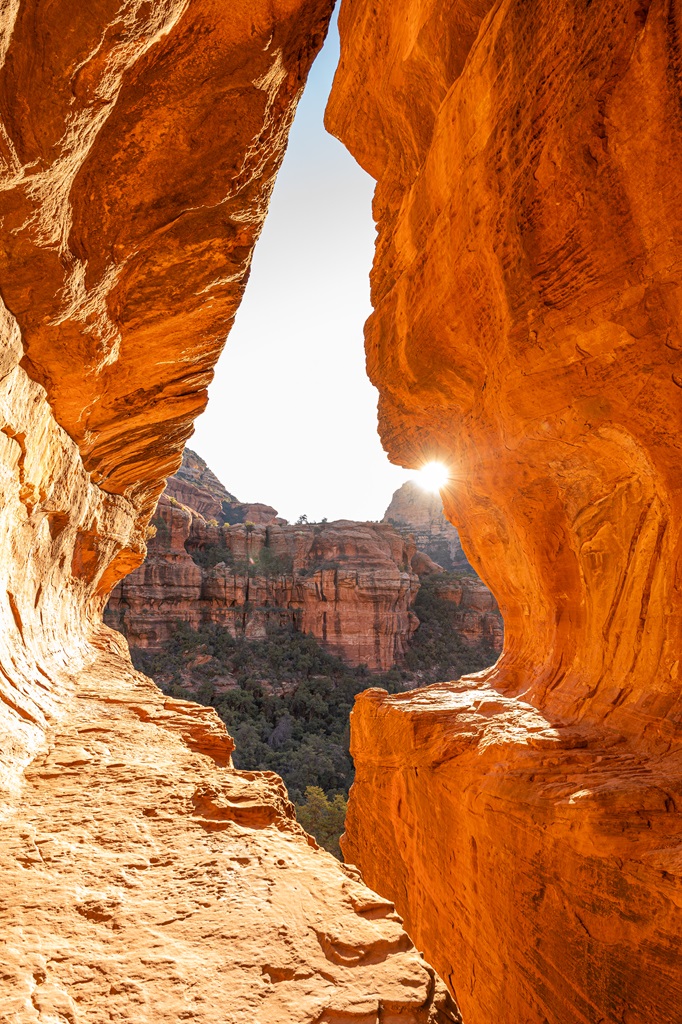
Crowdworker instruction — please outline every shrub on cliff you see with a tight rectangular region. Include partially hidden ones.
[296,786,348,859]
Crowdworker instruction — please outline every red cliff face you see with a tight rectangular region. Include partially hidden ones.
[328,1,682,1022]
[384,481,471,571]
[107,493,421,671]
[0,3,460,1020]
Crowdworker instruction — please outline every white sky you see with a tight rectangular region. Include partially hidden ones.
[190,13,413,523]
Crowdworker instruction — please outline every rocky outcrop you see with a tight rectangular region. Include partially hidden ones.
[384,481,471,571]
[166,447,286,526]
[2,631,460,1024]
[431,577,503,653]
[328,1,682,1022]
[107,493,420,671]
[165,448,238,520]
[0,2,460,1020]
[384,481,504,653]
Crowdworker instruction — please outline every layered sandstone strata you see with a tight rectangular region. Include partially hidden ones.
[0,2,460,1020]
[430,577,503,653]
[328,0,682,1021]
[106,492,420,671]
[165,448,286,526]
[384,481,471,571]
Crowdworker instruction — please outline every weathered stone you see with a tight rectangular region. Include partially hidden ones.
[328,0,682,1021]
[384,481,472,571]
[107,493,420,671]
[0,2,460,1020]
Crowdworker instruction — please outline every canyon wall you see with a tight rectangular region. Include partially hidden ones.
[107,492,421,671]
[0,2,461,1020]
[383,480,472,571]
[328,1,682,1022]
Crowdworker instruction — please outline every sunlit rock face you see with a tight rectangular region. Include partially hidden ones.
[0,2,462,1020]
[328,1,682,1021]
[106,492,420,670]
[0,0,332,791]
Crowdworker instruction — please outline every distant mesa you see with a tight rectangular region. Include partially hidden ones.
[383,480,473,572]
[106,450,503,672]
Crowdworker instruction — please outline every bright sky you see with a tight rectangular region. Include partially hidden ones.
[190,12,413,524]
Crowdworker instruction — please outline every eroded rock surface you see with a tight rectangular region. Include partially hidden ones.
[0,630,460,1024]
[107,492,420,670]
[0,2,462,1020]
[328,0,682,1021]
[383,482,471,572]
[165,448,286,526]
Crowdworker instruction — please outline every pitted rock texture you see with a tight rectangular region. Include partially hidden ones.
[106,493,420,671]
[0,630,461,1024]
[328,0,682,1020]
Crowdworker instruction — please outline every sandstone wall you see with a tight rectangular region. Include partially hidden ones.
[328,1,682,1021]
[383,480,472,571]
[0,2,461,1020]
[106,494,420,671]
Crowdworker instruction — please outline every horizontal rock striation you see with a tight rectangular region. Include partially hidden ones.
[106,492,420,671]
[384,481,472,572]
[328,0,682,1021]
[0,2,462,1020]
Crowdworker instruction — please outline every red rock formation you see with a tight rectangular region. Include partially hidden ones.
[2,631,460,1023]
[165,448,238,520]
[0,2,461,1019]
[432,577,503,653]
[107,493,420,671]
[384,481,471,571]
[165,447,287,525]
[328,0,682,1021]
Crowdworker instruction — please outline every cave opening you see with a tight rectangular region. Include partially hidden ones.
[106,7,503,866]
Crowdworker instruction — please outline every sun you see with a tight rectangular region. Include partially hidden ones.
[414,461,450,494]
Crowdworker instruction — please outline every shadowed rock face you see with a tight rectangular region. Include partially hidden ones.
[0,3,462,1020]
[383,481,472,571]
[328,1,682,1021]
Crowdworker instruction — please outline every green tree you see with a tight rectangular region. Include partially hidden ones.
[296,786,348,859]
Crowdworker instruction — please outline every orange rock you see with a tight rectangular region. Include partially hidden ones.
[328,0,682,1020]
[0,2,462,1019]
[0,629,461,1023]
[0,0,335,513]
